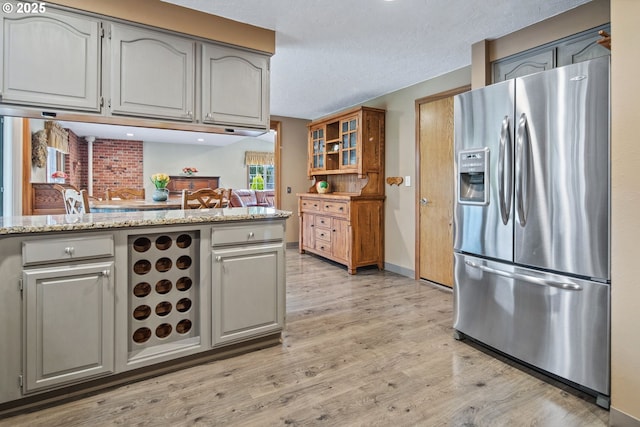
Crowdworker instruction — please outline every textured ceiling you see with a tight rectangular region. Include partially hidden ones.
[163,0,591,120]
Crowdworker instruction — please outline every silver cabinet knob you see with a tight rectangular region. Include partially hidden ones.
[248,232,255,238]
[420,198,429,206]
[101,270,111,277]
[64,247,75,256]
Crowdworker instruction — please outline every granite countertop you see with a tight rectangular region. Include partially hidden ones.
[0,207,292,235]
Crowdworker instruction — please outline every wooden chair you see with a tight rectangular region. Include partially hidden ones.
[181,188,231,209]
[54,186,90,214]
[105,187,145,200]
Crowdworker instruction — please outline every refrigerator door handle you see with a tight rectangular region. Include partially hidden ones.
[498,116,512,225]
[464,259,583,291]
[515,113,529,226]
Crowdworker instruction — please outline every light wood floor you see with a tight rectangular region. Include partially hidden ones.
[1,250,609,426]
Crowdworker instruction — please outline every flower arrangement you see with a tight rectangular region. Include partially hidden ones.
[182,167,198,176]
[51,171,68,179]
[150,173,170,189]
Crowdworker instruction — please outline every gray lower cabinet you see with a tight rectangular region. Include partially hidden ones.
[201,43,270,129]
[23,261,115,393]
[110,23,195,121]
[0,8,101,111]
[211,224,285,345]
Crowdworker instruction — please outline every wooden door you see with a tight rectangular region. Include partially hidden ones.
[417,94,457,287]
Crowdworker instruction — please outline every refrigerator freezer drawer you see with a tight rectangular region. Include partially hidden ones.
[453,253,610,395]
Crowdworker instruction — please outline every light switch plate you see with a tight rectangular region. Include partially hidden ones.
[405,176,411,186]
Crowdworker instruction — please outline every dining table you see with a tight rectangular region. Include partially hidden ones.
[90,197,183,213]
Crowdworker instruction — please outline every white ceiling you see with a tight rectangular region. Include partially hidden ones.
[163,0,592,120]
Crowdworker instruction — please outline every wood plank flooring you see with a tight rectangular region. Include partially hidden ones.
[0,250,609,426]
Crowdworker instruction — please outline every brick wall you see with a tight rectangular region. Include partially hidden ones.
[65,129,87,190]
[92,139,144,199]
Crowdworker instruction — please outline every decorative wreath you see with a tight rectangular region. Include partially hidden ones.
[31,130,48,168]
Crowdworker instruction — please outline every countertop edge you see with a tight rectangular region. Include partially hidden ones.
[0,208,293,235]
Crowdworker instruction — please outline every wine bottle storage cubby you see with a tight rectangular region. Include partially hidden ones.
[128,231,199,356]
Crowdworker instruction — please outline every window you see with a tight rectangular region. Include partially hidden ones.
[46,147,66,182]
[248,165,274,190]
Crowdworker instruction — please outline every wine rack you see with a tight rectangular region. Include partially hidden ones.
[128,231,199,358]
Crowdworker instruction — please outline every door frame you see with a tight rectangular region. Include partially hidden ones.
[414,85,470,280]
[270,119,281,209]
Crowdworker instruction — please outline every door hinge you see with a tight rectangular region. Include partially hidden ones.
[99,22,104,38]
[18,374,23,388]
[18,278,23,298]
[100,97,104,107]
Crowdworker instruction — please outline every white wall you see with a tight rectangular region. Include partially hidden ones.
[142,137,274,196]
[272,115,313,245]
[362,67,471,276]
[611,0,640,422]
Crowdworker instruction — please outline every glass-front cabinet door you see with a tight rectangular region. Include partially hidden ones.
[340,115,358,170]
[309,125,325,173]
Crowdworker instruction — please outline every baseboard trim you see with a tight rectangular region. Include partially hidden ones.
[286,242,299,249]
[610,407,640,427]
[384,262,414,278]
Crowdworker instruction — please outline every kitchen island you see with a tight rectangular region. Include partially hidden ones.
[0,207,291,414]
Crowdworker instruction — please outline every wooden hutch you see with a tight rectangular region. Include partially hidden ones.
[298,106,385,274]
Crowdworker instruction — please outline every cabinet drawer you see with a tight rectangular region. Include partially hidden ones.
[23,235,114,265]
[300,198,321,212]
[322,200,349,216]
[314,215,332,229]
[315,240,332,255]
[212,224,283,246]
[314,227,331,242]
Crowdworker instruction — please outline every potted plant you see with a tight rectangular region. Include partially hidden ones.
[150,173,171,201]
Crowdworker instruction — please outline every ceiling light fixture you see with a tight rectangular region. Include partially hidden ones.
[197,138,204,142]
[126,132,134,137]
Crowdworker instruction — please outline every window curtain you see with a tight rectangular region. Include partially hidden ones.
[44,120,69,154]
[244,151,274,166]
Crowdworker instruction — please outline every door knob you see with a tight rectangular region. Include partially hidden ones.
[420,198,429,206]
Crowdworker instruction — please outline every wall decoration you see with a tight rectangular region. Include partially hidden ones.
[31,130,48,168]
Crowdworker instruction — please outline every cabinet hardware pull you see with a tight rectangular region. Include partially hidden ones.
[248,232,255,238]
[215,256,222,262]
[101,270,111,277]
[64,247,74,256]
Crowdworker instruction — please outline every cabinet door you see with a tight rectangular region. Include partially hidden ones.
[308,125,326,174]
[201,43,269,129]
[557,27,611,66]
[212,243,284,345]
[110,24,195,121]
[23,261,114,393]
[331,218,350,262]
[339,115,359,171]
[492,48,554,83]
[0,9,101,111]
[301,212,315,251]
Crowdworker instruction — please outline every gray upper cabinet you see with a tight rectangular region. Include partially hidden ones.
[110,24,195,121]
[202,43,269,129]
[556,27,611,66]
[493,49,554,83]
[0,9,101,111]
[492,24,610,84]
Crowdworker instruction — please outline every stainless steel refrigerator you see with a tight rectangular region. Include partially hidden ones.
[452,56,610,407]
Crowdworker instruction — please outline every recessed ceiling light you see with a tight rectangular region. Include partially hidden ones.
[126,132,134,137]
[197,138,204,142]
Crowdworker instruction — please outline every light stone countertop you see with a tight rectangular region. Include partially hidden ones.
[0,207,292,235]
